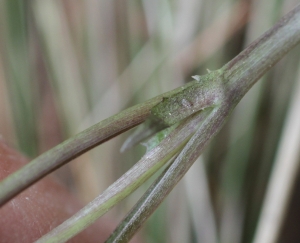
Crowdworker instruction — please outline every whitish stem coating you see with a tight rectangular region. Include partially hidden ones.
[150,69,225,127]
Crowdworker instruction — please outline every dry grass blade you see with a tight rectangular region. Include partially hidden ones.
[253,60,300,243]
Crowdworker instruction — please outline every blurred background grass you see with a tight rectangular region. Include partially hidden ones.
[0,0,300,242]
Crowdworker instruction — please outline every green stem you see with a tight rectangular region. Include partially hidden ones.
[36,109,211,243]
[0,97,160,206]
[105,107,224,243]
[105,4,300,242]
[223,3,300,104]
[0,78,203,207]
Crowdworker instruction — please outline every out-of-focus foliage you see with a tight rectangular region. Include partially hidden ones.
[0,0,299,242]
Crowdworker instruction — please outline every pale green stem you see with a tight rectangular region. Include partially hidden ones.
[105,4,300,242]
[35,109,211,243]
[0,83,199,207]
[0,97,159,206]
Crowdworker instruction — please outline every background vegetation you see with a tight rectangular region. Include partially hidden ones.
[0,0,299,242]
